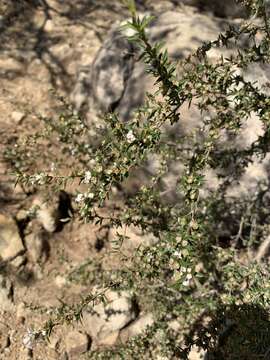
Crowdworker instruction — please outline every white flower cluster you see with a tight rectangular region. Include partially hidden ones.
[126,130,136,143]
[75,191,95,203]
[83,170,92,184]
[29,172,47,185]
[181,267,193,287]
[71,148,77,156]
[75,193,84,203]
[173,250,182,259]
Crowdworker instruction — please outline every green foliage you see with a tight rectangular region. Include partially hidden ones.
[5,0,270,358]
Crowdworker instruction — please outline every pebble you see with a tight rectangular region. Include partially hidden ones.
[11,111,25,124]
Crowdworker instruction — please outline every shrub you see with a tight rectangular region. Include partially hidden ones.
[5,0,270,358]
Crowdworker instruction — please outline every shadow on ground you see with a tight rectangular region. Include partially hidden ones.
[183,303,270,360]
[0,0,133,91]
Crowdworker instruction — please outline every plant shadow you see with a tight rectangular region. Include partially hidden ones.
[183,303,270,360]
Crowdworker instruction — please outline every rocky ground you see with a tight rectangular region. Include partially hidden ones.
[0,1,257,359]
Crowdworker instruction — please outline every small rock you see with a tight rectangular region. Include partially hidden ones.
[0,214,24,261]
[188,345,206,360]
[17,316,25,325]
[96,331,119,348]
[32,191,71,233]
[33,196,59,233]
[82,290,137,344]
[65,330,89,359]
[19,347,33,360]
[16,302,27,323]
[44,19,54,32]
[47,334,60,351]
[16,209,29,222]
[3,347,11,357]
[10,254,26,269]
[9,329,16,341]
[11,111,25,124]
[31,264,43,280]
[24,230,48,263]
[0,332,10,352]
[0,275,13,311]
[119,313,154,343]
[54,275,67,288]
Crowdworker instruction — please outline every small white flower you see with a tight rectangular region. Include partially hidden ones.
[30,173,46,185]
[86,192,94,199]
[186,273,192,280]
[173,251,182,258]
[182,240,188,247]
[75,193,84,203]
[95,165,103,173]
[182,273,192,287]
[83,171,92,184]
[182,279,190,287]
[126,130,136,143]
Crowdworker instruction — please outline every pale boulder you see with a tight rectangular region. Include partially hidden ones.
[65,330,89,359]
[82,290,137,346]
[119,313,154,343]
[0,214,24,261]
